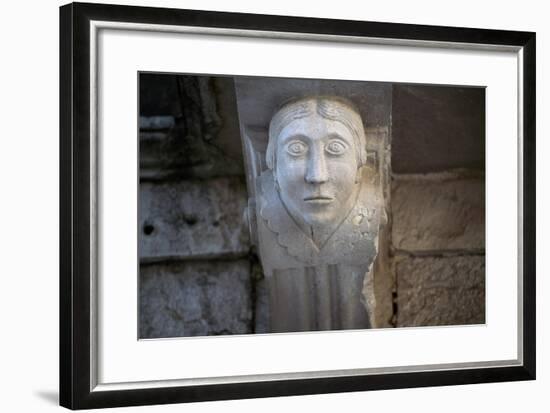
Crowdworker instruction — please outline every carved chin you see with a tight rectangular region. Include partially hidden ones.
[301,209,337,226]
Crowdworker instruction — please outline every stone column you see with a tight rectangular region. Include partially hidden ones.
[235,78,393,332]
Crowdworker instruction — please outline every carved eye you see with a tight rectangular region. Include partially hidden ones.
[286,140,308,156]
[325,139,348,155]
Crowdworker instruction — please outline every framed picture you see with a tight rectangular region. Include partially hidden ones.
[59,2,536,409]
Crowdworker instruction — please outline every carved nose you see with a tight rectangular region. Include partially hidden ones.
[305,153,329,184]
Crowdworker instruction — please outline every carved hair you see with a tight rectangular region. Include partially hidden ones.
[266,96,368,171]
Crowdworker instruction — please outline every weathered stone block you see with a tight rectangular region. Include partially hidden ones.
[392,176,485,252]
[392,84,485,173]
[140,260,252,338]
[253,277,270,334]
[396,256,485,327]
[139,116,175,130]
[139,177,250,262]
[139,76,245,180]
[139,129,244,180]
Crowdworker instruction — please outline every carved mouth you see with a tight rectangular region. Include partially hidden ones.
[303,196,334,204]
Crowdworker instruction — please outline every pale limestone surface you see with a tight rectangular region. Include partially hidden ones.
[242,97,387,332]
[236,80,395,331]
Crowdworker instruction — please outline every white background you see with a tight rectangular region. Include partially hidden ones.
[98,24,518,384]
[0,0,546,412]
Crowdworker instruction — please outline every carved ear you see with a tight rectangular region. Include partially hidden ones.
[366,149,377,169]
[356,150,377,182]
[355,167,363,183]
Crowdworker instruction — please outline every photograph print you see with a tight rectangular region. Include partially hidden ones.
[138,73,485,338]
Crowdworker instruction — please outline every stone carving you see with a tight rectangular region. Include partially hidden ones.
[244,96,385,332]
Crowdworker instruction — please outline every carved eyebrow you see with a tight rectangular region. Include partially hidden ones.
[280,134,309,144]
[326,132,352,144]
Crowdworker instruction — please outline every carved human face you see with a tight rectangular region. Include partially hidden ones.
[275,112,360,227]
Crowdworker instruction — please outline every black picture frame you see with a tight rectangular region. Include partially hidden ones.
[60,2,536,409]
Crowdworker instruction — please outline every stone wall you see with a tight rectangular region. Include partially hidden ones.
[138,75,255,338]
[138,76,486,337]
[390,84,486,327]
